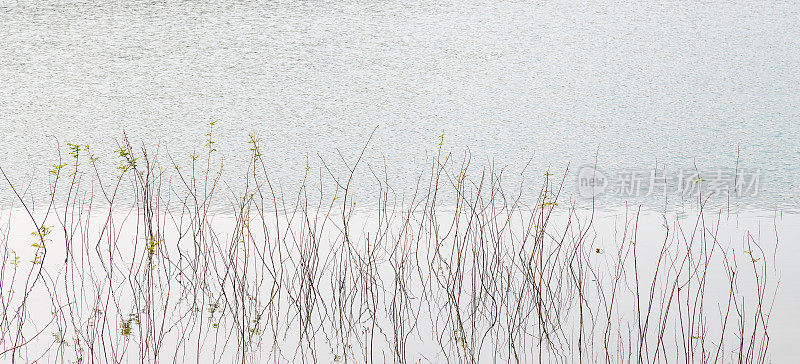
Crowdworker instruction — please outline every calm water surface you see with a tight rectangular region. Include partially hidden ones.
[0,2,799,361]
[1,0,799,210]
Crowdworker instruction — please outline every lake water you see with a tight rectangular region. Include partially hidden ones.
[0,206,797,362]
[1,2,799,361]
[1,0,799,211]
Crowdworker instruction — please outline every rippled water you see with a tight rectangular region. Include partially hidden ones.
[1,0,799,211]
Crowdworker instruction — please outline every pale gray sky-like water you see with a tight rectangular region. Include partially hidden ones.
[1,2,799,361]
[0,207,796,362]
[1,0,799,211]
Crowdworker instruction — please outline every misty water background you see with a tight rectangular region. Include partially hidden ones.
[1,1,800,362]
[1,0,799,212]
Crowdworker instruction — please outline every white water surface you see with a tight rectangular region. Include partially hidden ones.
[0,206,796,362]
[1,0,799,210]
